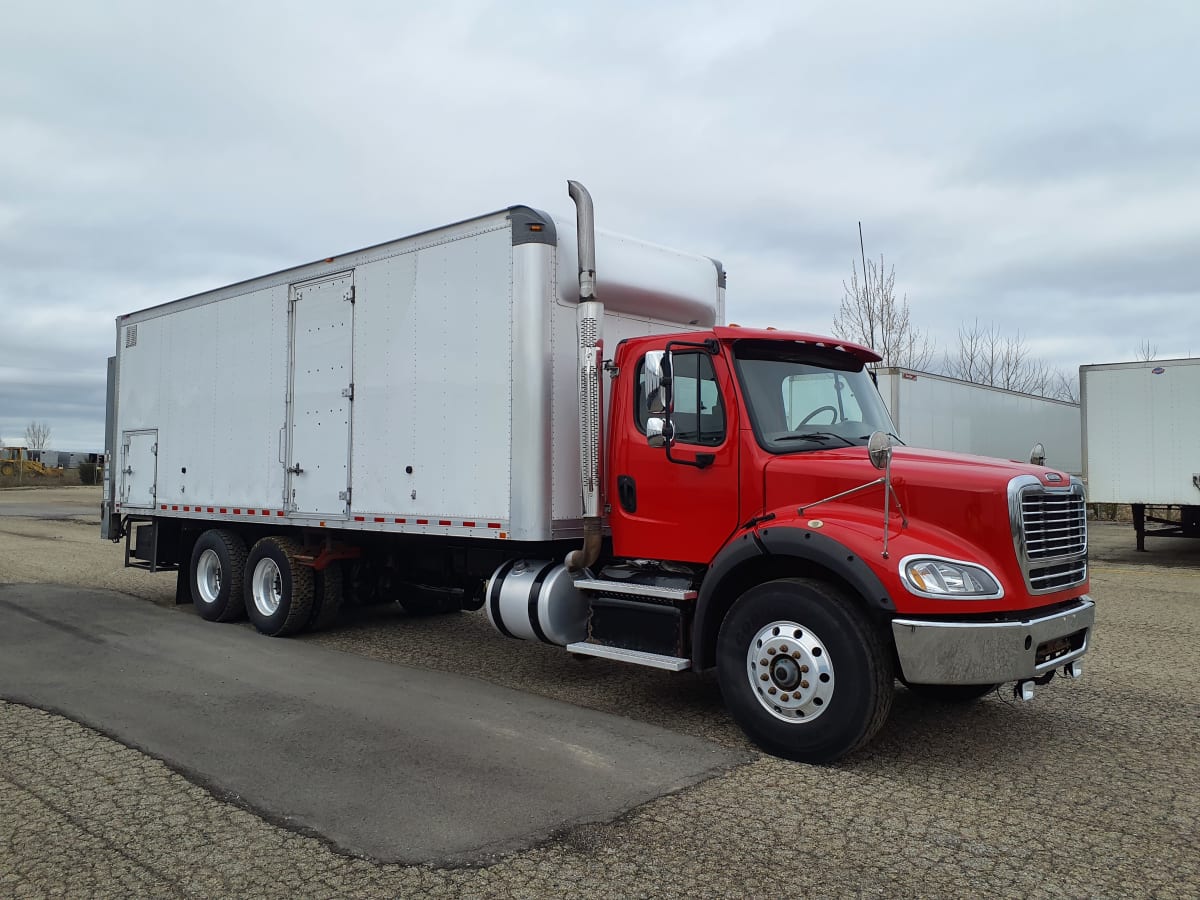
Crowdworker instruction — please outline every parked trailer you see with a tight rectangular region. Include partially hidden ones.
[1080,358,1200,550]
[103,183,1093,762]
[874,367,1081,475]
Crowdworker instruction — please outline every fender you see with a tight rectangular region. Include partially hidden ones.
[691,523,894,671]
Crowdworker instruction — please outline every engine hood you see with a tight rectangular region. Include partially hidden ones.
[764,445,1070,513]
[763,446,1074,600]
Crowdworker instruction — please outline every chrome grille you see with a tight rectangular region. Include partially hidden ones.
[1021,491,1087,560]
[1028,560,1088,591]
[1009,475,1088,595]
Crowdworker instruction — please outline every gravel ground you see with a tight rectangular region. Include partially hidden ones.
[2,487,1198,898]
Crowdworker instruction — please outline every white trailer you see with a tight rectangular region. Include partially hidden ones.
[874,367,1082,475]
[1080,358,1200,549]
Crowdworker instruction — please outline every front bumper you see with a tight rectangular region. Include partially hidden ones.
[891,597,1094,685]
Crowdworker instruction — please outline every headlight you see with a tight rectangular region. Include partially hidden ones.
[900,556,1003,599]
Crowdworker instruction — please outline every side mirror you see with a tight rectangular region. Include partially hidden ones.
[867,431,893,471]
[1029,442,1046,466]
[643,350,672,414]
[646,417,670,448]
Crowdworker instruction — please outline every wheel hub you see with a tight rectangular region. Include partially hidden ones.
[251,558,283,617]
[196,549,222,604]
[746,620,835,723]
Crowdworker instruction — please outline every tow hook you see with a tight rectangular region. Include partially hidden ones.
[1061,660,1083,679]
[1015,669,1061,700]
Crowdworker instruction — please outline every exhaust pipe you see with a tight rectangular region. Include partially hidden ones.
[565,180,603,573]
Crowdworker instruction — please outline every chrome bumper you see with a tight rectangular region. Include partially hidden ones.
[892,598,1094,685]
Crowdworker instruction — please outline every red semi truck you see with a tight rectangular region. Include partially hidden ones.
[103,182,1093,762]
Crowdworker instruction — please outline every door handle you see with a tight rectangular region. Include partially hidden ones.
[617,475,637,513]
[288,464,304,475]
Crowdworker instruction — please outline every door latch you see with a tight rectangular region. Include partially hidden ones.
[288,463,304,475]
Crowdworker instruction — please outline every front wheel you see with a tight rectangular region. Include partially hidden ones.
[717,578,893,764]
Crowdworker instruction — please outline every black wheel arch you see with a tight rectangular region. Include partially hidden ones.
[692,525,895,671]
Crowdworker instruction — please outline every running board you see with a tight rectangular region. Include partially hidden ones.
[572,579,697,601]
[566,642,691,671]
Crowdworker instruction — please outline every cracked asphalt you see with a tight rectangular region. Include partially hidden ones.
[2,487,1198,898]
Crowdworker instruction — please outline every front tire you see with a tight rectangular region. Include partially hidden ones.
[245,536,315,637]
[717,578,893,764]
[190,529,248,622]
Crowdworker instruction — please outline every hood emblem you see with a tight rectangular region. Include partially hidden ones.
[1045,473,1063,483]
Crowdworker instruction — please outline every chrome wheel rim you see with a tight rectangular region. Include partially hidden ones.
[196,549,222,604]
[251,557,283,617]
[747,620,835,723]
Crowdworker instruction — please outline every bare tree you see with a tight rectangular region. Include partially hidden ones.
[1134,340,1158,361]
[25,421,51,450]
[944,320,1077,400]
[1048,367,1079,403]
[833,252,933,369]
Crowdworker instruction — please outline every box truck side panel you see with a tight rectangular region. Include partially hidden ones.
[116,284,290,513]
[351,227,515,524]
[1081,359,1200,505]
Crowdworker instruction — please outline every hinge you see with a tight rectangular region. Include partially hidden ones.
[152,443,158,455]
[341,384,354,400]
[346,286,355,303]
[339,489,351,502]
[604,360,619,378]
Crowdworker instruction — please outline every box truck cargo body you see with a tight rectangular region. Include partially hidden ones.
[1080,358,1200,548]
[103,183,1093,763]
[875,368,1082,475]
[109,208,723,542]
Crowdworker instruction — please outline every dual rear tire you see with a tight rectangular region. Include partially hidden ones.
[189,530,341,635]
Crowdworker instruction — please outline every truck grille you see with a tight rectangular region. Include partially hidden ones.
[1009,476,1088,595]
[1021,492,1087,559]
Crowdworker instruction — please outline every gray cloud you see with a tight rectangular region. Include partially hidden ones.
[2,1,1199,448]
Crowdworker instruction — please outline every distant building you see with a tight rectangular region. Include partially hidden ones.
[38,450,105,469]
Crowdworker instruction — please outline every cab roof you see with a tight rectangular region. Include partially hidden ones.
[717,326,884,364]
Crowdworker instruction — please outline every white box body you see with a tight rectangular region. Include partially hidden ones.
[1080,358,1200,505]
[876,367,1082,475]
[109,206,725,542]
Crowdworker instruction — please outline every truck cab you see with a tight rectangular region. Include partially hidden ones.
[569,325,1094,762]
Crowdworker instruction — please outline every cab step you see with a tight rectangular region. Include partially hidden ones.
[566,642,691,671]
[572,578,697,601]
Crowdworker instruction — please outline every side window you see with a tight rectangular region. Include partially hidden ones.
[637,351,726,446]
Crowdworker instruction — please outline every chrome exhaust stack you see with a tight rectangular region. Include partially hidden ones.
[565,180,603,573]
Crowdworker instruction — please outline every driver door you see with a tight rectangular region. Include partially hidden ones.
[607,346,740,563]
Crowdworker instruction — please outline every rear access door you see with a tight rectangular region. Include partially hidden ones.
[287,272,355,518]
[120,429,158,509]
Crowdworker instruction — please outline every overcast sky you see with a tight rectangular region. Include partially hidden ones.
[2,1,1197,450]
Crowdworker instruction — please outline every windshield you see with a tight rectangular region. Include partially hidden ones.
[732,340,897,452]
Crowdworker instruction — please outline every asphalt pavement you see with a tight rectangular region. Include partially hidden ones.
[2,496,1198,897]
[0,584,746,865]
